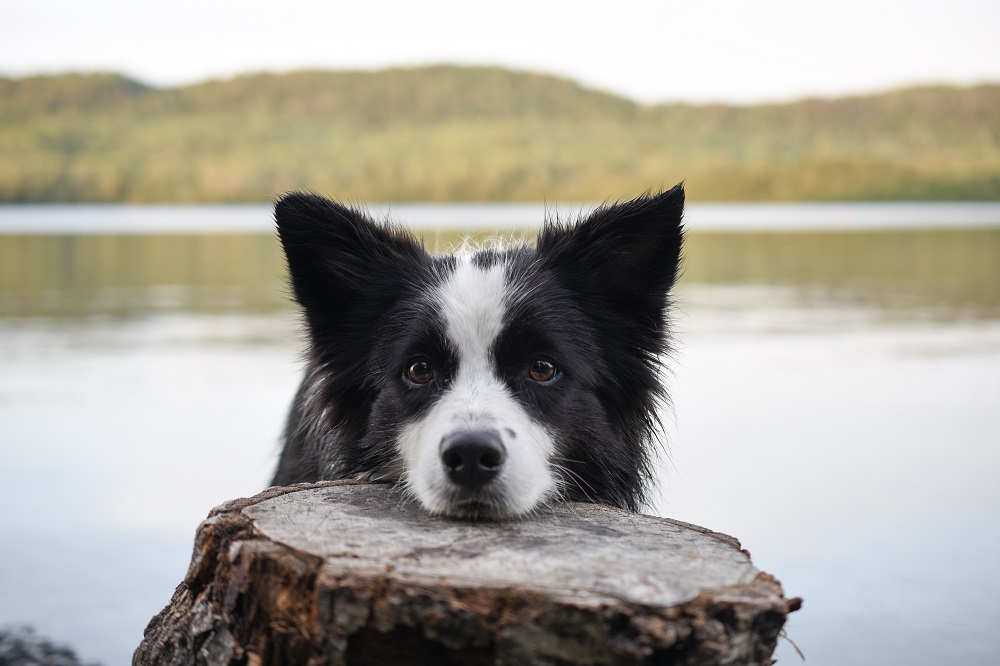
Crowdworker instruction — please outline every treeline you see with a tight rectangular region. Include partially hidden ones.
[2,65,998,202]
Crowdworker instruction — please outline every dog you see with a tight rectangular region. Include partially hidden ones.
[270,184,684,519]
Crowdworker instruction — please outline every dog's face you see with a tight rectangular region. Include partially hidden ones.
[276,186,684,518]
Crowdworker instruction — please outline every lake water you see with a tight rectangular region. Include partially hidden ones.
[1,204,999,665]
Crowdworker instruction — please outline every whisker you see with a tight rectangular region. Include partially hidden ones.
[548,462,600,506]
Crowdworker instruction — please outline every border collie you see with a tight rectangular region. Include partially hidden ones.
[271,184,684,519]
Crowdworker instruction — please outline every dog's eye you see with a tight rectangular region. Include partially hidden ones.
[528,358,557,383]
[406,360,435,385]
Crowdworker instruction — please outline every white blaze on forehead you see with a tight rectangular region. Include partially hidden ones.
[437,259,508,372]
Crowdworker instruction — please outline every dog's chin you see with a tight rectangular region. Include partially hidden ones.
[442,500,507,521]
[422,486,538,521]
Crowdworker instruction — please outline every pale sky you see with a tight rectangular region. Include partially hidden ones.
[1,0,998,103]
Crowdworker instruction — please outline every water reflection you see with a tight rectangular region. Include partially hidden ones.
[0,234,286,318]
[2,228,999,321]
[684,230,1000,321]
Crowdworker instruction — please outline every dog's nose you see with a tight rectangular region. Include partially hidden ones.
[441,430,505,488]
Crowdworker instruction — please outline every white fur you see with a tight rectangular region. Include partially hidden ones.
[398,258,556,516]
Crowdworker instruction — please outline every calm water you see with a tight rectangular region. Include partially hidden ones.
[1,204,999,665]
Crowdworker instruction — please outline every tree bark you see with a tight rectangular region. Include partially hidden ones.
[134,481,800,666]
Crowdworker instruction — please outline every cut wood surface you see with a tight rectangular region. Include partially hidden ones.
[134,481,800,665]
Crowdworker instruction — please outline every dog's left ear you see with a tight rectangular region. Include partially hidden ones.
[537,183,685,311]
[274,192,430,349]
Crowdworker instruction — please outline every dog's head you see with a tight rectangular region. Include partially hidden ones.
[276,185,684,518]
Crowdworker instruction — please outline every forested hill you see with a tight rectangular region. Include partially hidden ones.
[2,66,998,202]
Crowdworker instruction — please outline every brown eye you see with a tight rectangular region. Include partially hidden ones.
[406,360,434,385]
[528,358,557,383]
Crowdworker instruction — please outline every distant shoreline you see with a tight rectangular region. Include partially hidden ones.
[3,66,998,204]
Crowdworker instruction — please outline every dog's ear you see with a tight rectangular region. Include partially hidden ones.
[275,193,429,345]
[537,183,685,312]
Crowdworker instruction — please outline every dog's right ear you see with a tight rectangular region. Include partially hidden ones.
[275,193,429,346]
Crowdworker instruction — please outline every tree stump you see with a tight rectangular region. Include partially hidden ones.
[134,481,800,666]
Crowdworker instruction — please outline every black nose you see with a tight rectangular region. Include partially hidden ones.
[441,430,505,488]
